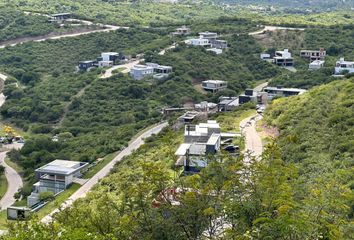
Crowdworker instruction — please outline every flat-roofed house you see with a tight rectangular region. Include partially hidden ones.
[130,65,154,80]
[274,49,294,67]
[188,38,211,47]
[335,58,354,74]
[264,86,307,99]
[309,60,325,70]
[49,13,71,22]
[300,48,326,61]
[199,32,218,41]
[101,52,124,64]
[202,80,227,93]
[78,60,95,71]
[171,26,191,36]
[27,160,88,207]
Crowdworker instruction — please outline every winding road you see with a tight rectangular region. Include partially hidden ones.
[249,25,306,36]
[41,121,168,223]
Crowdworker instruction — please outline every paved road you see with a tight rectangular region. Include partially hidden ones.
[249,25,306,36]
[100,59,142,79]
[0,151,23,210]
[41,122,168,223]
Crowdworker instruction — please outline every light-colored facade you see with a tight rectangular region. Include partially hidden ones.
[199,32,218,41]
[98,60,113,68]
[309,60,325,70]
[130,65,154,80]
[27,160,88,207]
[274,49,294,67]
[101,52,119,62]
[207,48,223,55]
[202,80,227,93]
[171,26,191,36]
[264,87,307,99]
[300,49,326,61]
[189,38,211,47]
[335,58,354,74]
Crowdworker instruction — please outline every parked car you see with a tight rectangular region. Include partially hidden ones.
[223,145,240,153]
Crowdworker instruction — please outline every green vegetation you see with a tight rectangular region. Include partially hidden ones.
[254,26,354,89]
[0,165,7,200]
[0,8,55,43]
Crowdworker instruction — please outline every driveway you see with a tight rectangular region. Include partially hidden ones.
[41,122,168,223]
[0,151,23,210]
[100,59,142,78]
[249,25,306,36]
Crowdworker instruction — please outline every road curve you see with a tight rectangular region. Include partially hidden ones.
[41,121,168,223]
[249,25,306,36]
[100,59,142,79]
[0,152,23,210]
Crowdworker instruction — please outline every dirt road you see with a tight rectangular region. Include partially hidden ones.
[249,25,306,36]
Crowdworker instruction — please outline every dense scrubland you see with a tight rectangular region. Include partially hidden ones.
[0,1,353,239]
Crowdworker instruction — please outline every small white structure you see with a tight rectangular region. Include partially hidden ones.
[146,63,173,74]
[207,48,223,55]
[98,61,113,68]
[264,87,307,100]
[194,101,218,112]
[189,38,210,47]
[335,58,354,75]
[199,32,218,41]
[130,65,154,80]
[27,160,88,207]
[260,53,271,60]
[309,60,325,70]
[202,80,227,93]
[7,207,31,220]
[101,52,119,62]
[274,49,294,67]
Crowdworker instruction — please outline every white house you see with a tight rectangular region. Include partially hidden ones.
[199,32,218,41]
[189,38,210,47]
[202,80,227,93]
[309,60,325,70]
[27,160,88,207]
[274,49,294,67]
[335,58,354,75]
[101,52,119,62]
[171,26,191,36]
[207,48,223,55]
[130,65,154,80]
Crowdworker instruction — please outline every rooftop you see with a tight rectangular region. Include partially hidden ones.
[337,58,354,64]
[310,60,325,65]
[203,80,227,84]
[36,160,88,176]
[264,87,307,94]
[102,52,119,55]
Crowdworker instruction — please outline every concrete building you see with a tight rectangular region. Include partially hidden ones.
[130,65,154,80]
[300,49,326,61]
[194,101,218,112]
[218,97,239,112]
[78,60,95,71]
[199,32,218,41]
[202,80,227,93]
[274,49,294,67]
[27,160,88,207]
[335,58,354,75]
[98,60,113,68]
[178,111,201,123]
[188,38,211,47]
[211,40,228,49]
[309,60,325,70]
[146,63,173,74]
[49,13,71,22]
[171,26,191,36]
[101,52,123,64]
[260,53,271,60]
[207,48,223,55]
[175,120,222,172]
[7,207,31,220]
[264,86,307,99]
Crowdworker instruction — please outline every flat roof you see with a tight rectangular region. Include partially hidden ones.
[189,143,206,155]
[79,60,94,63]
[36,160,88,176]
[264,87,307,94]
[102,52,119,55]
[203,80,227,84]
[175,143,191,156]
[310,60,325,65]
[207,133,221,145]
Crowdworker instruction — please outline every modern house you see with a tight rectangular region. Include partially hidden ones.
[101,52,124,64]
[49,13,71,22]
[171,26,191,36]
[187,31,227,50]
[146,63,173,74]
[218,97,239,112]
[274,49,294,67]
[195,101,218,112]
[335,58,354,74]
[260,53,271,60]
[78,60,95,71]
[202,80,227,93]
[27,160,89,207]
[178,111,201,123]
[264,86,307,99]
[98,60,114,68]
[309,60,325,70]
[300,49,326,61]
[188,38,211,47]
[130,65,154,80]
[175,120,222,172]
